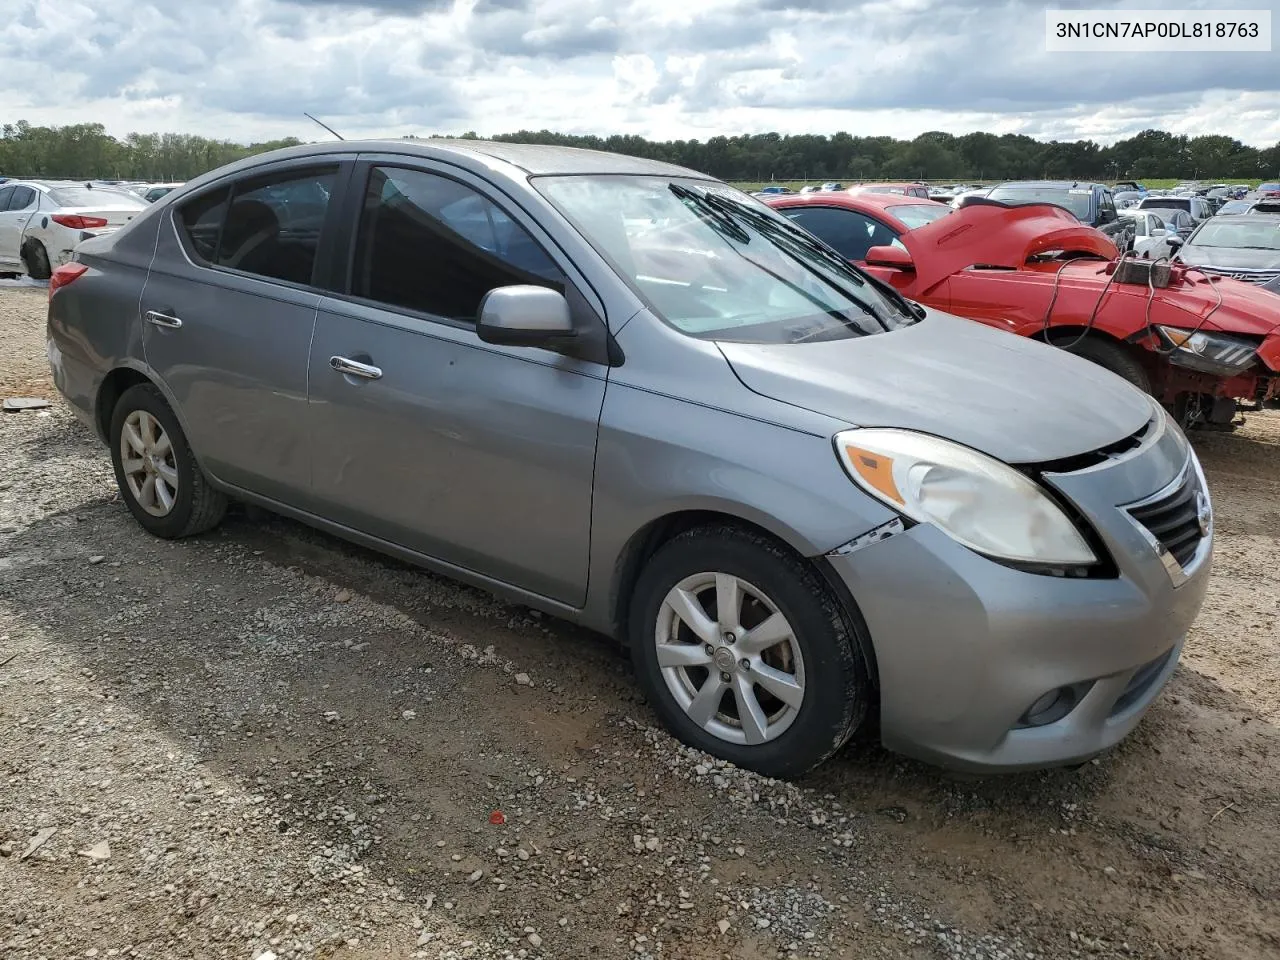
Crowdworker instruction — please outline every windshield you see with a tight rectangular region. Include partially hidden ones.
[985,186,1092,220]
[886,203,951,229]
[1189,219,1280,250]
[535,175,915,343]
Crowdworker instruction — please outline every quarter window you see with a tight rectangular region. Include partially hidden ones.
[176,166,336,286]
[780,206,901,261]
[351,166,564,322]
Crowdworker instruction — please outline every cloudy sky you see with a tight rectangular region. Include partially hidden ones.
[2,0,1278,146]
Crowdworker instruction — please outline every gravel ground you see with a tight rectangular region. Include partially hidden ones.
[1,286,1278,960]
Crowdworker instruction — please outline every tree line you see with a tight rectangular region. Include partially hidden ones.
[3,119,1278,184]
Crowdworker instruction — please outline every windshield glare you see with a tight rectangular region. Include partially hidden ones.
[985,186,1092,220]
[1189,220,1280,250]
[535,175,914,343]
[886,203,951,229]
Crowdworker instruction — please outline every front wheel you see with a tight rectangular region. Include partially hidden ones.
[109,383,227,538]
[629,525,871,779]
[1060,337,1152,394]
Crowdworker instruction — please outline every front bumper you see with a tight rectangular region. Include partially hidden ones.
[829,413,1211,772]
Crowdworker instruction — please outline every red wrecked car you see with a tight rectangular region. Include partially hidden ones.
[765,191,1280,427]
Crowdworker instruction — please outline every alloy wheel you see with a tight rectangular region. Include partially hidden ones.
[120,409,179,517]
[654,572,805,745]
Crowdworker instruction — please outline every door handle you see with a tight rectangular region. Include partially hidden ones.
[145,310,183,329]
[329,356,382,380]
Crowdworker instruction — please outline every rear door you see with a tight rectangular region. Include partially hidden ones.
[139,158,351,504]
[306,159,608,605]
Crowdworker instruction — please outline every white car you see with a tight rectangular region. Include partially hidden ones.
[0,180,148,279]
[1119,209,1179,259]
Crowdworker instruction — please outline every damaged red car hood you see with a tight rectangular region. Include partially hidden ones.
[897,202,1119,293]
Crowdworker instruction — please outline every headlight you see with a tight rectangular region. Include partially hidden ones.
[834,429,1097,566]
[1155,326,1257,376]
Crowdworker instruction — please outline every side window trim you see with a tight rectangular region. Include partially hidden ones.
[168,156,355,293]
[331,156,606,332]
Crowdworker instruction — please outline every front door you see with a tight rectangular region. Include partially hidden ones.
[307,162,608,605]
[140,161,344,503]
[0,186,22,268]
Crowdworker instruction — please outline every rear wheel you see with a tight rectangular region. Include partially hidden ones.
[1060,337,1152,393]
[629,525,870,779]
[22,241,51,281]
[109,383,227,538]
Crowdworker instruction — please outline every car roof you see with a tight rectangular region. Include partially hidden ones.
[850,182,924,189]
[189,138,707,182]
[991,180,1104,189]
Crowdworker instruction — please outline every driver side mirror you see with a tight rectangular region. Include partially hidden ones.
[477,285,577,347]
[864,245,914,270]
[1166,236,1184,251]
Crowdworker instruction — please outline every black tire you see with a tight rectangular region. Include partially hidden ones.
[629,524,871,779]
[23,241,51,281]
[109,383,227,538]
[1060,337,1152,393]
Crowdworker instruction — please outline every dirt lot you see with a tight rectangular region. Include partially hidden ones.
[1,285,1278,960]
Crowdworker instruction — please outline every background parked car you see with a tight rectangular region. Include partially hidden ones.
[1119,209,1179,258]
[849,182,932,199]
[1216,199,1254,216]
[984,181,1119,228]
[1171,215,1280,288]
[1249,199,1280,215]
[1113,190,1142,210]
[764,193,1280,428]
[1136,204,1197,239]
[1114,180,1147,195]
[135,182,184,203]
[1136,194,1213,227]
[0,179,147,279]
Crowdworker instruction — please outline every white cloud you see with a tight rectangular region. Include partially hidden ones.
[0,0,1277,146]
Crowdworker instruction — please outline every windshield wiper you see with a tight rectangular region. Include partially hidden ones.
[668,184,750,244]
[699,190,867,281]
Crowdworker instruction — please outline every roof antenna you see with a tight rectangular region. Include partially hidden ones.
[304,112,345,141]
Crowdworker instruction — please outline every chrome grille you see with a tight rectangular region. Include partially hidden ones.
[1193,265,1280,285]
[1126,465,1208,573]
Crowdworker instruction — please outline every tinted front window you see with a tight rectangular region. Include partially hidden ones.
[178,188,230,263]
[352,166,564,322]
[0,187,12,210]
[781,206,901,260]
[985,186,1092,220]
[536,175,913,343]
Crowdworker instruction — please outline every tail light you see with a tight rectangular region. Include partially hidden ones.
[48,263,88,301]
[51,214,109,229]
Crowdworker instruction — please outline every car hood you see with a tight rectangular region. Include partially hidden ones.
[898,202,1118,293]
[718,310,1153,464]
[1177,245,1280,270]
